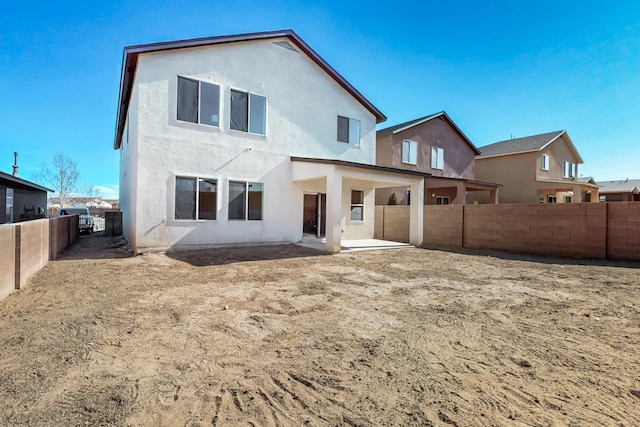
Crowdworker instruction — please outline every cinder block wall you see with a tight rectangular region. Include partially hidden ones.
[0,225,16,301]
[16,218,50,289]
[463,203,607,259]
[49,216,70,260]
[382,205,410,243]
[375,202,640,261]
[608,202,640,261]
[424,205,463,247]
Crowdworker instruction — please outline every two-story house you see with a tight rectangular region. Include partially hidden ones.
[113,30,428,254]
[375,112,500,205]
[475,130,599,203]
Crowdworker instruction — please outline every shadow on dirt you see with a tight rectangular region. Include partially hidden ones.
[55,235,134,260]
[166,244,327,267]
[428,246,640,269]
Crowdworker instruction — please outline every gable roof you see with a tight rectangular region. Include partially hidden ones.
[477,130,584,163]
[0,171,53,192]
[376,111,481,155]
[597,178,640,194]
[113,29,386,149]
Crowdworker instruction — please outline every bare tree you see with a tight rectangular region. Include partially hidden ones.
[33,153,81,208]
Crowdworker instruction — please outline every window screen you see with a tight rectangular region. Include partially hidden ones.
[200,83,220,126]
[198,179,217,220]
[230,90,248,132]
[249,94,266,135]
[350,190,364,221]
[248,182,263,220]
[175,177,196,220]
[228,181,246,219]
[177,77,198,123]
[337,116,349,143]
[348,118,360,146]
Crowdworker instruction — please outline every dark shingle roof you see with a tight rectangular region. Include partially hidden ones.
[478,130,565,157]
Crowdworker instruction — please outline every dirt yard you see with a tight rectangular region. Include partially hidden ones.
[1,236,639,426]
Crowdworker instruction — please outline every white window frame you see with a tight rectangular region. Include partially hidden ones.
[228,181,264,221]
[176,76,220,127]
[402,140,417,165]
[350,190,364,221]
[563,161,576,178]
[175,176,218,221]
[230,89,267,135]
[431,146,444,170]
[548,195,557,203]
[541,154,549,171]
[337,116,361,146]
[436,196,450,205]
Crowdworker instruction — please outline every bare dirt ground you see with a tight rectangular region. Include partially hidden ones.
[1,236,639,426]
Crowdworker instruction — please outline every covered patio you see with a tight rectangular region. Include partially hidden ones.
[291,157,429,253]
[535,179,600,203]
[425,176,500,205]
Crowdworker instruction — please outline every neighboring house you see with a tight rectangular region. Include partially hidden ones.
[375,112,500,205]
[475,130,600,203]
[113,30,427,254]
[597,179,640,202]
[0,171,50,224]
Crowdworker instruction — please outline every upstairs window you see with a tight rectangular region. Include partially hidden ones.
[229,181,264,220]
[337,116,361,146]
[177,77,220,126]
[431,146,444,170]
[230,90,266,135]
[402,140,417,165]
[563,161,576,178]
[350,190,364,221]
[541,154,549,171]
[175,177,217,220]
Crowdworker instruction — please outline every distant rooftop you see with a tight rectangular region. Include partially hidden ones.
[597,178,640,194]
[478,130,565,157]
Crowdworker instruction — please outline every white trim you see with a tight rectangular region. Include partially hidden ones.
[391,112,443,134]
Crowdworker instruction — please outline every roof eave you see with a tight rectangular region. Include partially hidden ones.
[113,29,386,149]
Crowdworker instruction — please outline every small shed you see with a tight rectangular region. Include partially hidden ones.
[0,171,52,224]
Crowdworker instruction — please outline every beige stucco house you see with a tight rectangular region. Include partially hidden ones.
[113,30,428,254]
[375,112,500,205]
[475,130,599,203]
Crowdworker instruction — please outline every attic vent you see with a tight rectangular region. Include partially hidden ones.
[273,40,298,52]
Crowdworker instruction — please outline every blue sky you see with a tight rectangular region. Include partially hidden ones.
[1,1,639,198]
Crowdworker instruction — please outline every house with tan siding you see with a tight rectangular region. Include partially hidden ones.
[475,130,599,203]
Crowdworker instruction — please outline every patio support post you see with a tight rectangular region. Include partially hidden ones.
[453,181,466,204]
[325,172,343,253]
[489,187,499,204]
[409,179,424,247]
[572,185,582,203]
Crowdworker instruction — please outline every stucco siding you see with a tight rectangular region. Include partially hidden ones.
[475,152,538,203]
[537,135,581,181]
[125,37,379,251]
